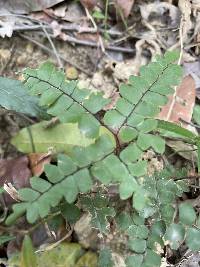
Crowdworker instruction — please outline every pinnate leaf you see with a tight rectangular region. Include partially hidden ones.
[164,223,185,249]
[179,202,196,226]
[185,227,200,251]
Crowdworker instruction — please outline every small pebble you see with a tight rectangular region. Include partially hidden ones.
[66,66,78,80]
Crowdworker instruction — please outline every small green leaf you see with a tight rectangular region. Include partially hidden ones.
[137,119,158,133]
[26,203,39,223]
[125,254,143,267]
[128,238,147,253]
[5,203,29,226]
[132,213,145,225]
[92,10,105,19]
[62,176,78,203]
[44,164,64,183]
[147,234,164,250]
[185,227,200,251]
[143,249,161,267]
[151,221,166,237]
[133,188,149,211]
[81,195,115,234]
[102,154,130,182]
[193,104,200,125]
[118,126,138,143]
[79,113,100,138]
[61,203,81,224]
[197,140,200,173]
[30,177,51,193]
[98,248,113,267]
[164,223,185,249]
[19,188,40,202]
[103,110,125,130]
[0,235,15,245]
[179,202,196,225]
[73,169,92,193]
[21,235,37,267]
[160,204,175,224]
[119,175,139,200]
[57,154,77,176]
[116,97,133,116]
[116,212,132,231]
[128,161,147,177]
[84,92,110,113]
[137,133,165,154]
[127,225,149,239]
[120,143,143,163]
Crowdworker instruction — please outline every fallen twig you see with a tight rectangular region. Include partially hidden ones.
[59,34,135,53]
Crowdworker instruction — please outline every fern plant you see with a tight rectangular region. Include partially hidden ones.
[2,51,200,267]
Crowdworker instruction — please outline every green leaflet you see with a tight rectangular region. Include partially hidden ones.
[61,203,81,224]
[179,203,196,226]
[0,235,15,245]
[11,121,115,154]
[164,224,185,249]
[23,62,110,138]
[0,77,44,117]
[98,248,113,267]
[193,104,200,125]
[81,195,116,234]
[126,255,143,267]
[157,120,196,141]
[185,228,200,251]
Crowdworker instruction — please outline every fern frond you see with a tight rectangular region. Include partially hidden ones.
[103,51,182,176]
[103,51,182,141]
[23,63,110,138]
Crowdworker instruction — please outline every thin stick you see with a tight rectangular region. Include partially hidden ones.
[85,7,97,30]
[35,226,73,253]
[0,13,123,36]
[19,33,92,76]
[179,118,200,130]
[59,34,135,53]
[40,22,63,68]
[174,176,200,181]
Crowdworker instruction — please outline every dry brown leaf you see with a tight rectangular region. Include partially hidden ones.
[140,2,180,27]
[158,75,196,126]
[62,1,85,22]
[80,0,97,10]
[28,152,52,176]
[0,156,31,204]
[0,10,16,38]
[184,61,200,99]
[53,3,67,17]
[115,0,135,18]
[0,0,64,14]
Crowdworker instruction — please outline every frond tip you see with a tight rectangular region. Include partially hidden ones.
[103,51,183,143]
